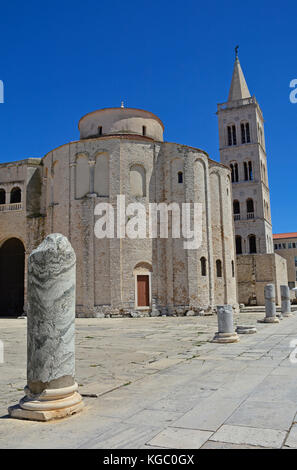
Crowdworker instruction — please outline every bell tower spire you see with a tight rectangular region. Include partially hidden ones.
[228,47,251,102]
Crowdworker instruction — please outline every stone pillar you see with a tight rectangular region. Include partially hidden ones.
[258,284,279,324]
[281,285,293,317]
[212,305,239,343]
[9,233,84,421]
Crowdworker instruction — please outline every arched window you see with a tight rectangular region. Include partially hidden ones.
[0,188,5,205]
[244,162,248,181]
[200,257,207,276]
[248,161,253,180]
[98,126,103,136]
[230,164,234,183]
[178,171,183,184]
[235,235,242,254]
[241,122,251,144]
[233,200,240,220]
[231,260,235,277]
[227,124,237,146]
[216,259,222,278]
[234,163,239,182]
[233,200,240,214]
[246,199,254,219]
[10,187,21,203]
[231,163,238,182]
[249,234,257,254]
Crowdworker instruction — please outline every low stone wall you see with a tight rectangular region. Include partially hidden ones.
[236,253,288,306]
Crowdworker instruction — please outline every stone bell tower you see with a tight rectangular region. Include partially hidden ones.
[217,49,273,256]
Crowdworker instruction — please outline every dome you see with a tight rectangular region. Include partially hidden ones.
[78,107,164,141]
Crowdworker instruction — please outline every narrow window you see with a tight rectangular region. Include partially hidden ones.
[216,259,222,278]
[230,164,234,183]
[178,171,183,184]
[232,125,237,145]
[227,126,232,146]
[246,123,250,143]
[234,163,239,182]
[231,260,235,277]
[233,200,240,214]
[244,161,248,181]
[0,189,5,205]
[236,235,242,254]
[98,126,102,136]
[248,161,253,180]
[241,123,246,144]
[246,198,254,213]
[142,125,146,136]
[200,257,207,276]
[249,235,257,254]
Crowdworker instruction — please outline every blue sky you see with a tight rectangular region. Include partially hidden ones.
[0,0,296,233]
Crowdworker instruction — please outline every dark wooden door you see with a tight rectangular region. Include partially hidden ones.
[137,275,149,307]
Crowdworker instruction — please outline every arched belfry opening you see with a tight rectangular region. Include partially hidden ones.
[0,238,25,316]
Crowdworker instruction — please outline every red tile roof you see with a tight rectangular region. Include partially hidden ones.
[273,232,297,240]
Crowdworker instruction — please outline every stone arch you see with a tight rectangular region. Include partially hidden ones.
[0,238,25,316]
[75,153,89,198]
[10,186,21,203]
[0,188,5,205]
[133,262,152,308]
[130,164,146,197]
[248,234,257,254]
[94,152,109,196]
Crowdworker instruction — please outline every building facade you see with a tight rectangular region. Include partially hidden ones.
[273,233,297,289]
[0,107,238,317]
[217,53,288,305]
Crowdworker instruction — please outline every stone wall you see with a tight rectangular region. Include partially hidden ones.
[237,253,288,305]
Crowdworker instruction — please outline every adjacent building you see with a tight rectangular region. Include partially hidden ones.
[273,233,297,289]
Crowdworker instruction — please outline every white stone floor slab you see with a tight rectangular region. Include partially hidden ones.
[210,424,286,448]
[147,427,213,449]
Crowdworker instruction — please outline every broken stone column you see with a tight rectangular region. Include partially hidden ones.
[281,285,293,317]
[258,284,279,324]
[9,233,84,421]
[212,305,239,343]
[236,325,257,335]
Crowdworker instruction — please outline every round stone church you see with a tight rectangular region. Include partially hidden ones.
[0,106,237,317]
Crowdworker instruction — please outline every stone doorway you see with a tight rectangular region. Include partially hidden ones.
[0,238,25,316]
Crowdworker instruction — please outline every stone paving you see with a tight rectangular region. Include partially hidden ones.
[1,311,297,448]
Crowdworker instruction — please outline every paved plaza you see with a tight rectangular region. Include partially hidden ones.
[1,311,297,449]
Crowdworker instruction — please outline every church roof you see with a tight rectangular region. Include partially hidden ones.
[228,55,251,101]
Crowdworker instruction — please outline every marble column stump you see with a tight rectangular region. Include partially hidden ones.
[258,284,279,324]
[8,233,84,421]
[281,285,293,317]
[212,305,239,343]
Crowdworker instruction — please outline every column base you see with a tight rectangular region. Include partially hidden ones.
[211,332,239,343]
[257,317,280,324]
[8,383,84,422]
